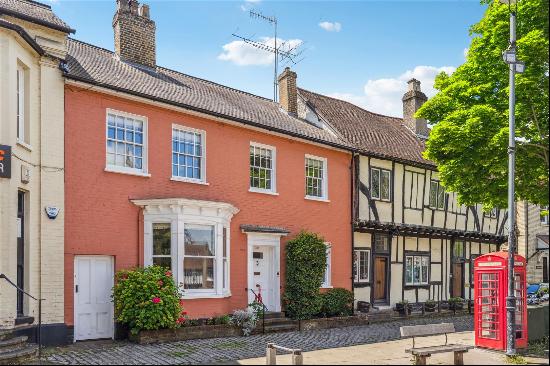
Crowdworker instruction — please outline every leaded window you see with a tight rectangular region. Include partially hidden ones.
[429,180,446,210]
[371,167,391,201]
[405,255,429,286]
[354,250,370,282]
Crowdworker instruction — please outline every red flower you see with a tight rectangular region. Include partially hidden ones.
[152,297,161,304]
[157,280,164,287]
[181,311,187,315]
[176,317,185,324]
[165,271,172,277]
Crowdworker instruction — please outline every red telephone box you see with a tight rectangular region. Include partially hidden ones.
[474,251,528,350]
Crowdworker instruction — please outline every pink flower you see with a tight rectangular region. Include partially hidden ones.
[152,297,161,304]
[157,280,164,287]
[165,271,172,277]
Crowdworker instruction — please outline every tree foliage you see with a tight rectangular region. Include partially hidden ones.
[417,0,549,209]
[283,231,327,320]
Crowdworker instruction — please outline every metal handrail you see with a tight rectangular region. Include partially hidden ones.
[0,274,44,358]
[250,288,268,334]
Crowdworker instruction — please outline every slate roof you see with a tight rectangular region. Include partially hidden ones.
[0,0,74,33]
[298,88,435,168]
[64,39,351,151]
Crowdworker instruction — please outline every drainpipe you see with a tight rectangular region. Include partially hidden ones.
[350,153,356,314]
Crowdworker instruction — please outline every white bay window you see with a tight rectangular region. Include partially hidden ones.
[135,198,239,298]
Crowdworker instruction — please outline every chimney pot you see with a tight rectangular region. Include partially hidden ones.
[278,67,298,115]
[402,79,429,137]
[139,4,150,18]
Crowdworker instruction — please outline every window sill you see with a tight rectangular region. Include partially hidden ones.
[16,140,32,152]
[320,285,333,289]
[305,196,330,203]
[170,176,209,186]
[371,198,392,203]
[180,292,231,299]
[105,166,151,178]
[248,188,279,196]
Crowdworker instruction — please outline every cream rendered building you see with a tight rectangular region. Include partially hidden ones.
[517,202,549,284]
[0,0,73,344]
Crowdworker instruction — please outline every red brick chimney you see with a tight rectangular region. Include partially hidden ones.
[278,67,298,115]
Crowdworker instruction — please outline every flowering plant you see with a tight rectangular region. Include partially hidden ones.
[113,266,184,334]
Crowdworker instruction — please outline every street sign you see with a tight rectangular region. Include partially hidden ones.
[0,145,12,178]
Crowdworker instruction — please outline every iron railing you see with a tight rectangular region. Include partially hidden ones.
[250,288,268,334]
[0,273,43,357]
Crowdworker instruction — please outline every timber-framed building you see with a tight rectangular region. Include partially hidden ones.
[297,80,508,308]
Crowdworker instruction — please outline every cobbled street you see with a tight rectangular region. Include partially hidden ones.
[46,315,473,365]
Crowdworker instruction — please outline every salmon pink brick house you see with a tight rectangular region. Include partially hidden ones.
[62,0,352,341]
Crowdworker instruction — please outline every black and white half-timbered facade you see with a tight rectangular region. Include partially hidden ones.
[298,79,508,308]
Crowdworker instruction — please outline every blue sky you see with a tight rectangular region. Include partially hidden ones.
[49,0,487,117]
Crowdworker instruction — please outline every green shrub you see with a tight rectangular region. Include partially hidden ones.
[320,288,354,317]
[113,266,184,334]
[283,231,327,320]
[248,301,264,318]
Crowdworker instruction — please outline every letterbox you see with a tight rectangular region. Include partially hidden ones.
[473,251,527,350]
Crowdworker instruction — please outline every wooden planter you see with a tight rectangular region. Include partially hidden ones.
[129,324,241,344]
[424,304,436,313]
[300,315,369,331]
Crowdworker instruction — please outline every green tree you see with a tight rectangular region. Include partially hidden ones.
[417,0,549,209]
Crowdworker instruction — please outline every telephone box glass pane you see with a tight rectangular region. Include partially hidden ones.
[478,272,499,340]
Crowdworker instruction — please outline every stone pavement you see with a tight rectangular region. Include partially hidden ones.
[46,315,474,365]
[239,331,549,365]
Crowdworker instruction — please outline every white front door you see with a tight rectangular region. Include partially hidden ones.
[74,256,114,341]
[251,246,276,311]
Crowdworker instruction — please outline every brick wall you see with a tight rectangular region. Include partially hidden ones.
[64,86,352,323]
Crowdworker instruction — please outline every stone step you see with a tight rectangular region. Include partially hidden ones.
[0,344,38,364]
[0,336,28,352]
[261,318,298,327]
[263,323,299,333]
[263,312,286,320]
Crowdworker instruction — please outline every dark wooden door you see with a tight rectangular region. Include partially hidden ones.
[374,257,387,301]
[452,263,463,298]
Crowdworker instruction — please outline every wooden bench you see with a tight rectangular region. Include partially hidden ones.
[400,323,473,365]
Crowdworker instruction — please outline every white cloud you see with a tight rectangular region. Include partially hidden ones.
[218,37,302,66]
[319,21,341,32]
[328,65,456,117]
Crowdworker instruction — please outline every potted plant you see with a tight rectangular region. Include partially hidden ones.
[424,299,436,312]
[395,300,412,315]
[357,301,370,313]
[448,297,464,311]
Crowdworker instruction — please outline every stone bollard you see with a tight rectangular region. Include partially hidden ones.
[266,343,276,365]
[292,351,303,365]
